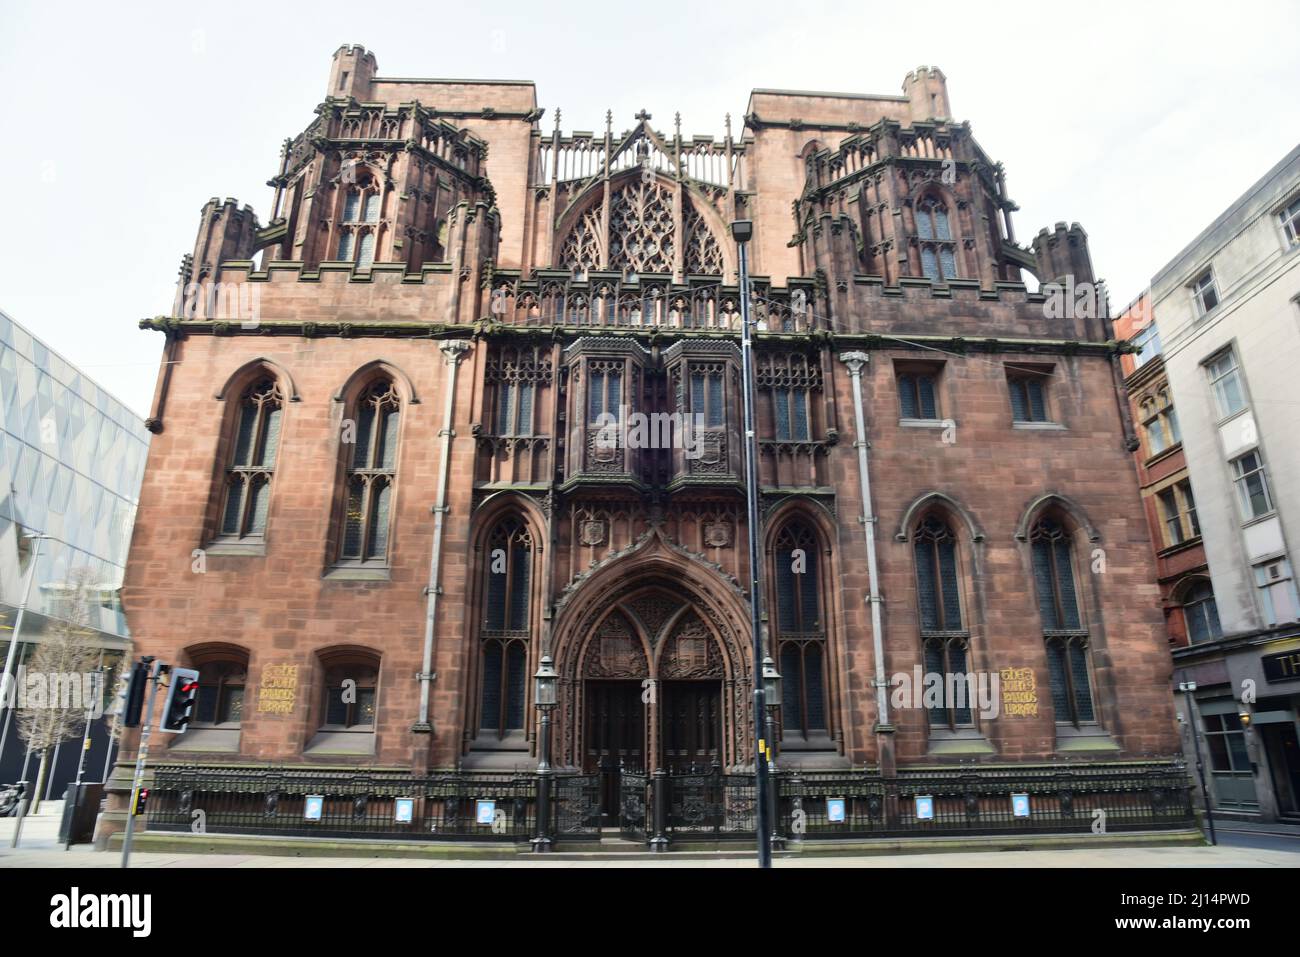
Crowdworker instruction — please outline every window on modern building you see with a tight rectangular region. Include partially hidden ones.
[1191,270,1220,316]
[772,385,811,440]
[913,516,972,730]
[1030,518,1095,727]
[193,659,247,727]
[1230,449,1273,520]
[774,522,827,737]
[1254,558,1300,625]
[496,380,535,436]
[916,198,958,281]
[321,661,378,730]
[338,379,401,564]
[480,517,532,737]
[1131,323,1162,368]
[1159,480,1199,546]
[1007,370,1050,423]
[898,369,940,420]
[1141,390,1180,457]
[218,377,283,540]
[1279,196,1300,248]
[1205,350,1247,419]
[1182,581,1222,644]
[1203,711,1252,774]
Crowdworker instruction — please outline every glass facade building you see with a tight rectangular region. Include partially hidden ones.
[0,307,150,792]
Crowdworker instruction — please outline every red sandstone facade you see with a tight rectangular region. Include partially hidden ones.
[104,46,1183,835]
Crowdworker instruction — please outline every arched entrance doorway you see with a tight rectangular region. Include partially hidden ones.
[549,540,754,821]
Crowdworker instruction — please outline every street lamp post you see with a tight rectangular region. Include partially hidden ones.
[1179,680,1217,846]
[762,654,782,851]
[732,219,772,869]
[532,654,558,854]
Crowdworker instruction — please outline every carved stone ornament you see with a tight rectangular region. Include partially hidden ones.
[580,519,607,546]
[703,521,732,548]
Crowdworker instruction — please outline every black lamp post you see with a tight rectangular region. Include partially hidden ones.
[533,654,558,853]
[762,654,782,849]
[732,218,772,869]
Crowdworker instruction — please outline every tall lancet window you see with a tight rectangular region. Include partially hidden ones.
[912,516,972,729]
[218,377,283,540]
[1029,517,1096,727]
[773,522,827,738]
[338,379,401,564]
[479,517,532,736]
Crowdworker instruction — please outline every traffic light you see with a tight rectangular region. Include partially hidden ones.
[160,667,199,733]
[121,660,149,728]
[133,788,149,816]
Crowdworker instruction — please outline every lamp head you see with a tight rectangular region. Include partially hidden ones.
[730,220,753,244]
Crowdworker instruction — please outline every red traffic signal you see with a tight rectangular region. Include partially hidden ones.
[160,667,200,733]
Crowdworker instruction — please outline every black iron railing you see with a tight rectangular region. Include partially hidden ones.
[146,765,600,842]
[780,765,1195,839]
[143,761,1195,847]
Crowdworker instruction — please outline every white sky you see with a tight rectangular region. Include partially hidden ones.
[2,0,1297,416]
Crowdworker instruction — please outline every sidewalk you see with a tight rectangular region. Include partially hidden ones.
[3,801,1297,868]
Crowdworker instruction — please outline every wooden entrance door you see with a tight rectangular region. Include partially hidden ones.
[584,681,644,823]
[661,681,722,770]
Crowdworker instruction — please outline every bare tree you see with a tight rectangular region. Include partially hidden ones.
[15,569,105,814]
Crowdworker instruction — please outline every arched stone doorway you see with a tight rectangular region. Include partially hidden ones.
[549,535,754,817]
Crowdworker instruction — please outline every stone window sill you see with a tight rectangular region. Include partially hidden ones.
[324,566,392,582]
[1012,421,1067,431]
[304,730,376,756]
[204,541,267,557]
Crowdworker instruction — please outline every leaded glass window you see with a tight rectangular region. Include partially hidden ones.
[1030,517,1095,727]
[219,377,283,540]
[194,659,247,727]
[773,521,827,737]
[899,372,938,420]
[339,379,400,563]
[322,662,378,729]
[480,518,532,737]
[1008,373,1049,423]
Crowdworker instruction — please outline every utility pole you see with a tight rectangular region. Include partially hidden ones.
[121,658,163,868]
[1179,681,1217,846]
[732,220,772,869]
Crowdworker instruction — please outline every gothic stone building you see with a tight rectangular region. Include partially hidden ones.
[108,46,1182,830]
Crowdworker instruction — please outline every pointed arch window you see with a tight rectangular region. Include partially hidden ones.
[916,197,959,281]
[773,522,827,737]
[338,379,400,564]
[1030,517,1095,726]
[913,516,972,729]
[336,172,382,266]
[218,377,283,541]
[479,517,532,737]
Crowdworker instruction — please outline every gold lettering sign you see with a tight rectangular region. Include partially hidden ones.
[257,663,299,715]
[999,667,1038,717]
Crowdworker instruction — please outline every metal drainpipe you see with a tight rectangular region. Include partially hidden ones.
[838,352,889,732]
[415,339,472,730]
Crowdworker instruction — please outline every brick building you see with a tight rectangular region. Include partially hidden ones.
[1112,293,1215,649]
[103,46,1184,840]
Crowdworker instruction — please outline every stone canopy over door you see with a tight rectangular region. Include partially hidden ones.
[550,551,754,776]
